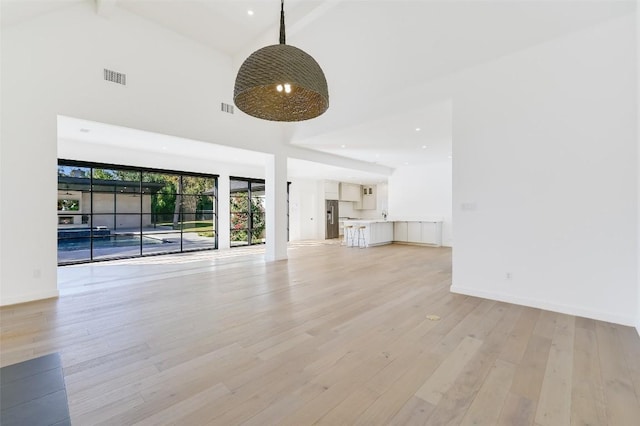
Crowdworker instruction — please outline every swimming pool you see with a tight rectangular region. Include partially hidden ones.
[57,234,168,251]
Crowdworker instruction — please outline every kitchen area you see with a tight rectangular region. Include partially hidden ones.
[325,181,443,248]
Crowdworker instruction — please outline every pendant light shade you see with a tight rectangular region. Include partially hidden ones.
[234,1,329,122]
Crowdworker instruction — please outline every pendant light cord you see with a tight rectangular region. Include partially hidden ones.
[279,0,286,44]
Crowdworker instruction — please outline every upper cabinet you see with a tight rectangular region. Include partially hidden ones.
[325,180,339,200]
[339,183,361,202]
[339,183,376,209]
[355,185,376,210]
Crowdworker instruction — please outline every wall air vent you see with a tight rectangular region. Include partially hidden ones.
[104,68,126,85]
[221,102,234,114]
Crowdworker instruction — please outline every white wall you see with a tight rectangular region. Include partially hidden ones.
[58,139,267,180]
[637,3,640,335]
[217,174,231,250]
[388,164,453,247]
[450,15,637,325]
[265,152,289,261]
[289,179,322,241]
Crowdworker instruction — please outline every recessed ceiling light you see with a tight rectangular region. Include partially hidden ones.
[162,146,168,150]
[79,128,90,133]
[247,10,254,16]
[340,144,346,148]
[404,162,409,165]
[415,127,421,132]
[421,145,427,149]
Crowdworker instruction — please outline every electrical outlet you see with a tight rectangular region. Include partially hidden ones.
[505,272,512,280]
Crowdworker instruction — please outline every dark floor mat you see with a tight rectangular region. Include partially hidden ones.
[0,353,70,426]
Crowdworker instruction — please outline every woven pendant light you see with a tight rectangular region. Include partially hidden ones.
[234,0,329,122]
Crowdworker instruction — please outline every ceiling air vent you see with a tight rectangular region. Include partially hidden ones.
[104,68,126,85]
[221,102,234,114]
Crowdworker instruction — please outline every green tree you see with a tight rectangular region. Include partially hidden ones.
[230,191,265,244]
[92,169,115,180]
[173,176,213,228]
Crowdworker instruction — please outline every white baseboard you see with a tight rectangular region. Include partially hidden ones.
[0,289,59,307]
[450,285,635,327]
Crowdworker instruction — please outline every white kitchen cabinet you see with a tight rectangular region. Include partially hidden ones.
[355,185,376,210]
[420,221,442,245]
[368,223,378,244]
[407,222,422,243]
[392,220,443,246]
[394,221,408,242]
[370,221,393,244]
[339,183,361,202]
[420,222,440,245]
[324,180,339,200]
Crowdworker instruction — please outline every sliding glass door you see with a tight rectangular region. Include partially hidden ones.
[57,160,218,265]
[230,178,266,246]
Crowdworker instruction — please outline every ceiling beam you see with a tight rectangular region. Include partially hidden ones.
[286,145,393,177]
[95,0,118,17]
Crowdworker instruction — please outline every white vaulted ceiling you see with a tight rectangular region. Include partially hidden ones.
[3,0,636,172]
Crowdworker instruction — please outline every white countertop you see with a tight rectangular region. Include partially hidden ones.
[343,218,443,224]
[386,218,443,223]
[342,219,390,224]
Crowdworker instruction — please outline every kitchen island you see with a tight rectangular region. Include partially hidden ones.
[343,219,443,247]
[343,220,394,247]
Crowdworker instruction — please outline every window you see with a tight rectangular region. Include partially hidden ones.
[230,178,265,246]
[57,160,218,265]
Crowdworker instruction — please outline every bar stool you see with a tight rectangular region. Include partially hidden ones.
[344,225,355,247]
[357,225,367,248]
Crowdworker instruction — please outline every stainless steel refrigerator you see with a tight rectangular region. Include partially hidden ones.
[325,200,339,239]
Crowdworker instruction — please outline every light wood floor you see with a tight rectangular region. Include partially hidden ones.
[2,242,640,425]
